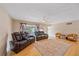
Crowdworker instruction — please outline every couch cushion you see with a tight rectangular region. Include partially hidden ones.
[12,32,22,41]
[20,31,29,38]
[15,40,27,45]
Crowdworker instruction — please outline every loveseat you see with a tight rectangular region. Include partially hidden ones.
[35,31,48,41]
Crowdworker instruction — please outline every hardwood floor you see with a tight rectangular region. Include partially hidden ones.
[8,39,79,56]
[64,43,79,56]
[15,43,41,56]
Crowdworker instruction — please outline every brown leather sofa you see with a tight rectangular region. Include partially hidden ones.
[35,31,48,41]
[10,32,35,53]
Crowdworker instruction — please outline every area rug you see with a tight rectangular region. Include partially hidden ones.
[34,39,73,56]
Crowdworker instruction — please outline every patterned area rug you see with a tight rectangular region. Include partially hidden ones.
[34,39,73,56]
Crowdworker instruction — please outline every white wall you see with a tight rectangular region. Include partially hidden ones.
[12,20,21,32]
[0,7,12,55]
[48,20,79,38]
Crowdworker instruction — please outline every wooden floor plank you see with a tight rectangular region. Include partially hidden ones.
[15,43,41,56]
[64,43,79,56]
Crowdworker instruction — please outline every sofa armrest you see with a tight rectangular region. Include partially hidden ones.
[9,41,14,50]
[28,35,35,38]
[10,41,20,48]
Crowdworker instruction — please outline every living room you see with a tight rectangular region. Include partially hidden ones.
[0,3,79,56]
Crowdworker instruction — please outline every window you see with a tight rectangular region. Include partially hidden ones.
[20,23,37,34]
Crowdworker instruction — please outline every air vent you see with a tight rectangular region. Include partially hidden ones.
[66,22,72,25]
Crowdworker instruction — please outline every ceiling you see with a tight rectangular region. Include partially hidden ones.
[1,3,79,25]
